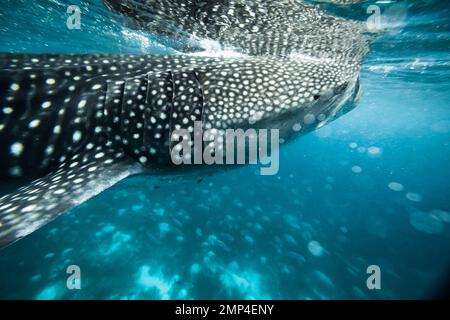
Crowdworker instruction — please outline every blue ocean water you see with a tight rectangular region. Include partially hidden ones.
[0,0,449,299]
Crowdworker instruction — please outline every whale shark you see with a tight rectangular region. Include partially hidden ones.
[0,1,369,249]
[102,0,370,59]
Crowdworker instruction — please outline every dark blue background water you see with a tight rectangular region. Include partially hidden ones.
[0,0,449,299]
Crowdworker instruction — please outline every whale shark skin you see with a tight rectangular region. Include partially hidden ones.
[102,0,371,59]
[0,1,368,249]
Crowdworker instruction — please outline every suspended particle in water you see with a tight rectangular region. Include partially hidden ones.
[367,146,382,156]
[406,192,422,202]
[351,165,362,174]
[388,182,404,192]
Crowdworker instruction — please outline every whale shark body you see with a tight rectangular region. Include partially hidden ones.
[0,0,369,249]
[103,0,370,58]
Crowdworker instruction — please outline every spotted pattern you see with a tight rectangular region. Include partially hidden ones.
[0,148,141,249]
[120,76,149,160]
[103,0,371,60]
[169,70,204,158]
[144,72,173,164]
[0,0,370,248]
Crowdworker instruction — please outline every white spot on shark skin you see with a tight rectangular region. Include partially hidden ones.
[53,125,61,134]
[292,123,302,132]
[45,145,54,155]
[139,156,147,164]
[78,100,87,108]
[41,101,52,109]
[46,78,56,85]
[92,84,102,90]
[304,113,316,125]
[94,152,104,159]
[10,83,20,91]
[21,205,37,213]
[29,119,40,128]
[10,142,24,156]
[3,107,13,114]
[72,131,82,142]
[53,188,66,195]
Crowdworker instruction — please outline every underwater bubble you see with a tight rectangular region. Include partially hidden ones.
[409,211,444,234]
[406,192,422,202]
[351,166,362,174]
[430,210,450,223]
[307,240,325,257]
[349,142,358,149]
[388,182,404,192]
[367,146,382,155]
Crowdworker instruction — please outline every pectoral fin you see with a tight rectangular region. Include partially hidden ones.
[0,148,142,249]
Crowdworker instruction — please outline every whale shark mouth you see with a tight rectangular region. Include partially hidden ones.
[329,75,361,118]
